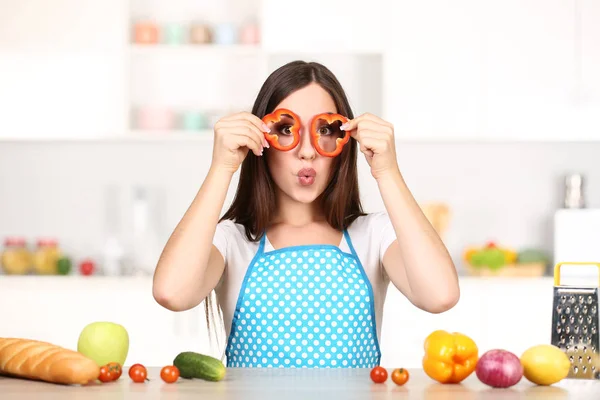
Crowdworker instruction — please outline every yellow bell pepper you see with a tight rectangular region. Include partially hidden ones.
[422,330,479,383]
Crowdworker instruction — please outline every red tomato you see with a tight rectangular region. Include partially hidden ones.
[98,365,114,383]
[160,365,180,383]
[107,362,122,380]
[79,259,95,276]
[391,368,409,386]
[370,366,388,383]
[129,364,148,383]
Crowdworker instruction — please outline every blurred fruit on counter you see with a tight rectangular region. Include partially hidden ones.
[463,241,548,277]
[1,237,32,275]
[1,236,98,276]
[57,256,72,275]
[516,248,549,264]
[79,259,96,276]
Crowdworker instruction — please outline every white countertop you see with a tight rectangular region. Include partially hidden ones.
[2,366,598,400]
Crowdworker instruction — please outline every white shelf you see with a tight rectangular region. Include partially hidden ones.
[130,44,263,57]
[127,130,214,141]
[0,130,214,142]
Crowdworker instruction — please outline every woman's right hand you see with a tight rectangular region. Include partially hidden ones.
[211,111,270,173]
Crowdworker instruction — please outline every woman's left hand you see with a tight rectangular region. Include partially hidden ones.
[341,113,399,180]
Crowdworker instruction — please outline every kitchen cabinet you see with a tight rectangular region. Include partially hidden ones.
[482,282,554,357]
[379,276,489,367]
[382,0,485,140]
[0,276,557,368]
[0,277,221,367]
[259,0,384,54]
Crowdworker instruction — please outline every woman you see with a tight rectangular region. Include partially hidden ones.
[153,60,459,368]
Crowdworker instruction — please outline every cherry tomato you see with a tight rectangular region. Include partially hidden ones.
[98,365,114,383]
[391,368,409,386]
[129,363,148,383]
[160,365,180,383]
[370,366,388,383]
[107,362,122,380]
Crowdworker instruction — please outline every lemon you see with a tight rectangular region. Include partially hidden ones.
[520,344,571,385]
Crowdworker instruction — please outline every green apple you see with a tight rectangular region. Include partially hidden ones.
[77,321,129,366]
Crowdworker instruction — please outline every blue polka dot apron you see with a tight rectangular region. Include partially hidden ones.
[225,229,381,368]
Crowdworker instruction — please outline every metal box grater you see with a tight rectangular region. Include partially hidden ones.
[551,262,600,379]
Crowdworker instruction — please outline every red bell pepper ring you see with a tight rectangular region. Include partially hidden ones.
[310,113,350,157]
[261,108,301,151]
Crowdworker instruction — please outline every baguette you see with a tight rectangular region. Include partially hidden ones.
[0,337,100,385]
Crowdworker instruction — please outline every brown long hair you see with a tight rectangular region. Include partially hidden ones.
[205,60,366,355]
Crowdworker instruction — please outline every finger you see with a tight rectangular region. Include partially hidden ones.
[221,127,263,156]
[358,137,388,154]
[232,127,265,155]
[360,143,374,158]
[233,135,262,157]
[218,120,268,149]
[341,113,393,131]
[229,116,271,148]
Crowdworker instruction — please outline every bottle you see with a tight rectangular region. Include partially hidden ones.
[564,173,585,209]
[129,186,163,276]
[102,185,124,276]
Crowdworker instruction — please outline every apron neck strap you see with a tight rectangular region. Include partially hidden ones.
[343,229,359,259]
[258,232,267,254]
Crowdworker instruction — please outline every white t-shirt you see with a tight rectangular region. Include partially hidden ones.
[212,211,397,342]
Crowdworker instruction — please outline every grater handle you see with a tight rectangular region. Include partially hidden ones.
[554,261,600,286]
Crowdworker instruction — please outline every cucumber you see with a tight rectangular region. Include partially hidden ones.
[173,351,226,381]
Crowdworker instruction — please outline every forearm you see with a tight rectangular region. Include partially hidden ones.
[377,169,459,311]
[153,166,233,310]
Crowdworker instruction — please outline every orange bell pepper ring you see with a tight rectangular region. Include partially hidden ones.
[262,108,301,151]
[310,112,350,157]
[422,330,479,384]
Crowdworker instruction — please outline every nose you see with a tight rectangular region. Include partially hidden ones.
[297,125,316,160]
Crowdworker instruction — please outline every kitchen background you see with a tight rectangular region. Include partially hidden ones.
[0,0,599,367]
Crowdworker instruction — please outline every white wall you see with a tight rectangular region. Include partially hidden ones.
[1,140,598,276]
[1,0,599,278]
[0,0,128,138]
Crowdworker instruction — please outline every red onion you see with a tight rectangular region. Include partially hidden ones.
[475,349,523,388]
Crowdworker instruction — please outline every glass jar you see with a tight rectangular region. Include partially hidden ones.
[1,237,32,275]
[32,239,62,275]
[190,22,212,44]
[133,21,159,44]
